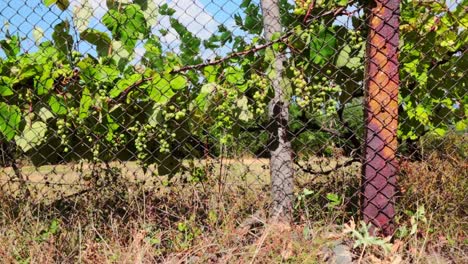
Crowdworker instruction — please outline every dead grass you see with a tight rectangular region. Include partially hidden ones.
[0,152,466,263]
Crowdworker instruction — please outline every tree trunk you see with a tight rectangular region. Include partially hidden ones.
[260,0,294,223]
[362,0,400,236]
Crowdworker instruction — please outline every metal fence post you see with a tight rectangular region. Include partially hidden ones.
[362,0,400,236]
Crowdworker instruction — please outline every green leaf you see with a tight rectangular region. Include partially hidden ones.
[433,127,447,136]
[335,0,348,6]
[0,77,13,96]
[102,4,148,52]
[203,65,218,83]
[36,64,54,95]
[79,87,93,119]
[455,120,467,131]
[73,0,93,33]
[225,66,245,85]
[236,96,253,122]
[43,0,56,6]
[310,26,336,65]
[138,0,158,26]
[52,20,73,55]
[336,44,363,69]
[169,75,186,90]
[0,103,21,140]
[106,114,119,134]
[16,65,37,82]
[159,3,175,16]
[94,65,120,83]
[111,40,132,68]
[147,74,174,103]
[148,104,163,127]
[15,121,48,152]
[110,74,142,98]
[336,45,350,67]
[48,96,67,115]
[0,85,13,97]
[195,83,217,111]
[80,29,112,57]
[38,107,54,122]
[0,35,21,58]
[33,26,45,45]
[44,0,70,10]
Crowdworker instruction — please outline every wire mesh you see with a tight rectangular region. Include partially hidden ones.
[0,0,466,261]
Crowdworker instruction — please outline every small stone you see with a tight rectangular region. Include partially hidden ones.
[331,244,354,264]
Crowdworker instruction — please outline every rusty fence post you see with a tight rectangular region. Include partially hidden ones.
[362,0,400,236]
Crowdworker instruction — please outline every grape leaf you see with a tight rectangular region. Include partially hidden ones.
[79,87,93,119]
[0,103,21,140]
[48,96,67,115]
[15,121,48,152]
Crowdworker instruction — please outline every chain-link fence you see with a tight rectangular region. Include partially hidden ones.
[0,0,466,262]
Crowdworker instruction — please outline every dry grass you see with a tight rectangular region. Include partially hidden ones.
[0,150,466,263]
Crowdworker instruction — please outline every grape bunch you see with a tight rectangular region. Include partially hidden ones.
[213,89,237,144]
[291,67,341,117]
[293,0,314,15]
[92,142,100,162]
[56,118,71,152]
[248,73,269,116]
[130,103,183,165]
[349,29,364,49]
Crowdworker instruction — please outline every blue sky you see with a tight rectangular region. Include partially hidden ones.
[1,0,461,59]
[0,0,247,59]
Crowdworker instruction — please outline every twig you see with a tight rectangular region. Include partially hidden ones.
[249,225,271,264]
[171,4,350,74]
[109,5,351,104]
[171,34,292,74]
[111,76,154,104]
[295,157,359,175]
[5,141,29,198]
[303,0,316,23]
[430,45,467,68]
[357,243,367,264]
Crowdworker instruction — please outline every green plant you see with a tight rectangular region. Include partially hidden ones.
[326,193,342,209]
[343,220,393,259]
[396,205,428,238]
[295,188,314,210]
[35,218,60,242]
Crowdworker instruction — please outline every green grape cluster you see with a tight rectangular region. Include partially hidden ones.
[291,67,341,117]
[293,0,313,15]
[216,105,233,128]
[25,89,33,103]
[349,30,363,49]
[135,127,149,160]
[129,104,184,165]
[157,105,183,153]
[97,89,107,101]
[248,73,268,115]
[291,67,310,108]
[164,105,187,122]
[56,118,71,152]
[92,143,100,162]
[215,93,236,144]
[128,121,151,162]
[202,86,240,145]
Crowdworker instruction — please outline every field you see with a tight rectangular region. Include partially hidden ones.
[0,153,466,263]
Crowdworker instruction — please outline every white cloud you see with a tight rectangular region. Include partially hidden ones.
[70,0,108,19]
[168,0,218,39]
[69,0,219,40]
[70,0,221,58]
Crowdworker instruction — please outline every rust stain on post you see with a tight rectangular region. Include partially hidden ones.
[362,0,400,236]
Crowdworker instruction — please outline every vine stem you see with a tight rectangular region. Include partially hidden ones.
[111,5,351,104]
[358,243,367,264]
